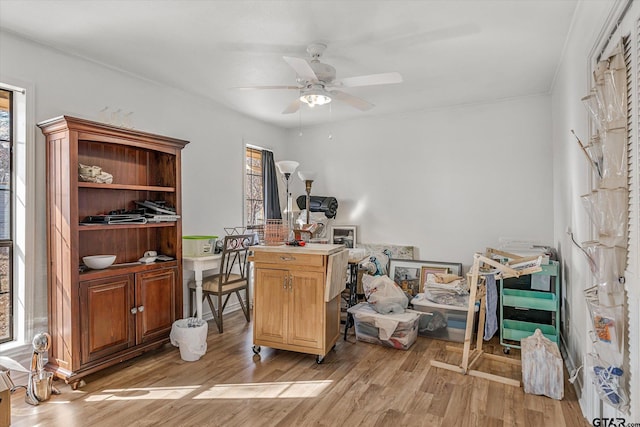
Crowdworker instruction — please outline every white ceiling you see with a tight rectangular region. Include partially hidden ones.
[0,0,581,128]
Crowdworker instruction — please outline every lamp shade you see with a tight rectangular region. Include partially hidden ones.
[300,89,332,107]
[276,160,299,175]
[298,171,317,182]
[299,84,332,107]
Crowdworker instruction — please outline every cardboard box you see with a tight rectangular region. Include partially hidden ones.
[347,302,419,350]
[0,371,11,427]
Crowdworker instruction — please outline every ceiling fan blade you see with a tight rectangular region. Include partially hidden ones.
[283,56,318,82]
[282,98,302,114]
[329,90,375,111]
[333,72,402,88]
[234,85,300,90]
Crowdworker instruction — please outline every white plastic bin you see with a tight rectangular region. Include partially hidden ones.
[183,235,218,257]
[411,298,469,343]
[347,302,419,350]
[169,318,208,361]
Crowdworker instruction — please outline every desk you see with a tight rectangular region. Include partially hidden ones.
[183,254,222,319]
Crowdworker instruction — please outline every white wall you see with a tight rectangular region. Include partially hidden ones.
[285,95,554,270]
[551,0,639,421]
[550,0,605,405]
[0,30,288,327]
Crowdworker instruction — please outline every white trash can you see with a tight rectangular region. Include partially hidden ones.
[170,318,208,361]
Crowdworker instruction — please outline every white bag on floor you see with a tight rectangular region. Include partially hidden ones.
[521,329,564,400]
[361,274,408,314]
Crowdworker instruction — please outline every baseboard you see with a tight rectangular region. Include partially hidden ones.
[198,299,251,322]
[559,332,594,421]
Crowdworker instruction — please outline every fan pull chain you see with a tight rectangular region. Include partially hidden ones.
[298,108,303,137]
[328,103,333,140]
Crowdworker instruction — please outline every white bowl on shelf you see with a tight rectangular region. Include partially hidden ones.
[83,255,116,269]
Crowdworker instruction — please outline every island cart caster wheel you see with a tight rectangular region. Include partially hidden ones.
[316,355,324,364]
[252,345,261,354]
[503,347,510,354]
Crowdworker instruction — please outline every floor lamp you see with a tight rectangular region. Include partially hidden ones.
[276,160,299,240]
[297,171,317,225]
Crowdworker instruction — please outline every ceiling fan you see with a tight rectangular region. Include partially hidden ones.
[238,43,402,114]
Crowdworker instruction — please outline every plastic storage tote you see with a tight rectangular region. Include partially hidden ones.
[183,235,218,257]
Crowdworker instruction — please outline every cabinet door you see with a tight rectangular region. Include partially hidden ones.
[254,268,288,345]
[288,270,324,349]
[80,274,135,365]
[136,267,177,345]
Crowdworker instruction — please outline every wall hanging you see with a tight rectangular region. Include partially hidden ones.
[575,39,629,413]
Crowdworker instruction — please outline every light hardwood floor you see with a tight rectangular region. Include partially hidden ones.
[9,310,589,426]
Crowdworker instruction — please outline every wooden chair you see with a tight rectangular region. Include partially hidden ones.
[188,234,253,333]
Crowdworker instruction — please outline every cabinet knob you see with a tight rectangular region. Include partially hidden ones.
[288,275,293,291]
[283,276,287,289]
[138,306,144,312]
[130,307,138,314]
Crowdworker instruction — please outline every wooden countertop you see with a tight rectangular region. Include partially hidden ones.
[252,243,345,256]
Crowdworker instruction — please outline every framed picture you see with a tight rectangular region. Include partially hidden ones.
[388,259,463,296]
[330,225,357,248]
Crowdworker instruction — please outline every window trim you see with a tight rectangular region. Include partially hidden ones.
[243,142,277,241]
[244,145,264,228]
[0,88,14,344]
[0,77,36,352]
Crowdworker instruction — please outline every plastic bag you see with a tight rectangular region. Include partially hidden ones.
[521,329,564,400]
[585,288,624,367]
[362,274,408,314]
[170,318,208,362]
[588,353,628,412]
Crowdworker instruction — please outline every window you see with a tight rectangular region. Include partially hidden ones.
[245,146,264,229]
[0,88,13,344]
[0,81,31,350]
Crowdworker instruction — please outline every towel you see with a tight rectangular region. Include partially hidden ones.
[484,274,498,340]
[435,273,462,284]
[325,249,349,302]
[425,274,468,294]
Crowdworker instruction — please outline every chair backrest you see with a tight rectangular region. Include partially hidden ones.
[218,234,253,285]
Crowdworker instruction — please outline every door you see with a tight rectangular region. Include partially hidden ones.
[79,274,135,365]
[136,267,177,344]
[254,267,288,345]
[288,270,324,349]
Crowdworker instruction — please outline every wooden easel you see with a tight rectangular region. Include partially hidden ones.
[430,251,542,386]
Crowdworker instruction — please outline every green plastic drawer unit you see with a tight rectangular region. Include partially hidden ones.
[537,262,559,276]
[499,260,559,352]
[500,261,559,290]
[502,289,558,311]
[502,320,558,342]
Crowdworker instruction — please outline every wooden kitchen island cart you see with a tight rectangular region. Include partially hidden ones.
[251,243,348,363]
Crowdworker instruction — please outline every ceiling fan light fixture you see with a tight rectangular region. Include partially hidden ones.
[300,87,332,107]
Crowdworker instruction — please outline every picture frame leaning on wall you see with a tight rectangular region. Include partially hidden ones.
[330,225,357,248]
[389,259,463,295]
